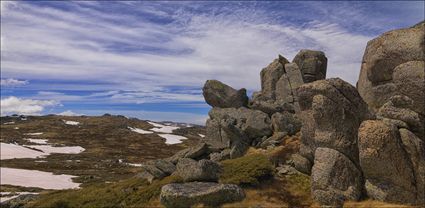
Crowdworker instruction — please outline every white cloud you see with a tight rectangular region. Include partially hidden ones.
[57,110,81,116]
[0,78,28,87]
[0,1,376,94]
[0,96,58,116]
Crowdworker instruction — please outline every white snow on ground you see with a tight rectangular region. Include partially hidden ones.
[24,132,43,136]
[0,167,80,190]
[26,138,48,144]
[3,122,15,125]
[127,163,143,167]
[26,145,85,155]
[1,143,47,159]
[14,127,19,130]
[128,127,153,134]
[63,120,80,125]
[157,134,188,145]
[0,192,38,203]
[148,121,179,133]
[198,134,205,138]
[1,143,85,160]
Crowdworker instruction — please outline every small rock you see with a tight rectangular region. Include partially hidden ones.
[271,112,301,136]
[291,153,312,175]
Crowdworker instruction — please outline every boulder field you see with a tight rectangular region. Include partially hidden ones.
[139,21,424,207]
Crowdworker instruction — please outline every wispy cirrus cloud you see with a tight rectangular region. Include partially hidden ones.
[0,78,28,87]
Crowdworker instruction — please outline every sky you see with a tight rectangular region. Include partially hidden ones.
[1,1,424,124]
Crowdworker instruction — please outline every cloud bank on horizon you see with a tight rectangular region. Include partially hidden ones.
[1,1,424,124]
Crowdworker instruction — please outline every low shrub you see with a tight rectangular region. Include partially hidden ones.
[219,153,274,186]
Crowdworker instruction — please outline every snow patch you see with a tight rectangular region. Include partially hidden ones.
[3,121,15,125]
[127,163,143,167]
[24,132,43,136]
[148,121,179,133]
[26,138,48,144]
[198,134,205,138]
[0,167,80,190]
[63,120,80,125]
[1,143,46,160]
[26,145,85,155]
[128,126,153,134]
[157,134,188,145]
[1,143,85,160]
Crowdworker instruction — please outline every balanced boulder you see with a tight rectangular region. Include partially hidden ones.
[203,80,248,108]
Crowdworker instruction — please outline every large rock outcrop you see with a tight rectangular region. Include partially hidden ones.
[356,22,425,205]
[357,21,424,115]
[160,182,245,208]
[295,78,371,206]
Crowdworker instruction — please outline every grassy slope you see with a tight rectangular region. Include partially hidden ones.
[0,115,204,185]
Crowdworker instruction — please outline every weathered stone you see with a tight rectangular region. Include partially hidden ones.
[271,112,301,136]
[275,74,294,103]
[202,80,248,108]
[393,61,425,116]
[377,97,424,137]
[276,165,299,176]
[137,165,167,183]
[209,149,231,162]
[166,142,209,164]
[285,63,305,90]
[399,128,425,204]
[291,153,312,175]
[184,142,209,159]
[358,120,417,203]
[293,50,327,83]
[259,55,289,100]
[249,99,295,116]
[209,107,272,139]
[311,148,363,207]
[160,182,245,208]
[176,158,221,182]
[145,159,176,175]
[357,22,425,113]
[259,132,287,148]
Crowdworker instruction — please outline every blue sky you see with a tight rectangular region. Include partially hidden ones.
[1,1,424,124]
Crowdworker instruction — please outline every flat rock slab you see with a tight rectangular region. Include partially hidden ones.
[160,182,245,208]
